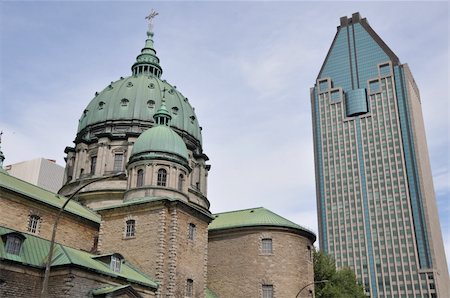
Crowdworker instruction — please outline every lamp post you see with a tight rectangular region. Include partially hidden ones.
[296,280,329,298]
[40,172,126,298]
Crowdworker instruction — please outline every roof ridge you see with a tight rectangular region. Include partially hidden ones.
[59,244,73,264]
[212,207,264,215]
[0,172,101,222]
[0,171,58,195]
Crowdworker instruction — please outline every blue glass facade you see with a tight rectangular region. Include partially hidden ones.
[310,13,444,297]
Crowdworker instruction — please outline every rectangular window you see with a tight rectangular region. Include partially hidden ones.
[188,223,196,240]
[110,255,121,272]
[90,156,97,174]
[261,238,273,254]
[186,279,194,297]
[113,154,124,172]
[126,220,136,238]
[262,285,273,298]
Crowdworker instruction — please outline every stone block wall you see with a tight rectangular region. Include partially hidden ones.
[0,263,155,298]
[208,228,315,298]
[98,200,210,297]
[0,192,98,251]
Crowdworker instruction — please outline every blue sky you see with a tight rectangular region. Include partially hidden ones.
[1,1,448,271]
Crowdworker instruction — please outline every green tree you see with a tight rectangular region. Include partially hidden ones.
[314,250,366,298]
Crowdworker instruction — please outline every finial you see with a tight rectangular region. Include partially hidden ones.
[145,9,159,33]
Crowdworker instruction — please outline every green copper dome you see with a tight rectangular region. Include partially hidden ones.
[77,31,202,145]
[131,125,189,162]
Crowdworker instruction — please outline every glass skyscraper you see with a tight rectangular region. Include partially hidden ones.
[311,13,449,297]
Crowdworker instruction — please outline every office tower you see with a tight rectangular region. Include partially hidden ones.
[311,13,449,297]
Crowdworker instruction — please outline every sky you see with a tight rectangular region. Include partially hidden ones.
[0,1,448,271]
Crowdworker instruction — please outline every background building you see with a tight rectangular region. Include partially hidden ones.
[5,158,64,193]
[311,13,449,297]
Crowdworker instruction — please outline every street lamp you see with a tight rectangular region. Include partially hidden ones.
[296,280,329,298]
[40,172,126,297]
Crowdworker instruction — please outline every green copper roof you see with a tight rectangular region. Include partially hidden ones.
[131,125,189,161]
[77,32,202,145]
[0,226,158,289]
[91,284,134,295]
[209,207,316,239]
[0,171,100,224]
[131,31,163,78]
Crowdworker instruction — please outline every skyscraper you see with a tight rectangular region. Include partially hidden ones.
[311,13,449,297]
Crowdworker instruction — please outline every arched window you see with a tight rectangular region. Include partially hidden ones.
[5,235,24,255]
[27,215,40,234]
[136,169,144,187]
[125,220,136,238]
[110,255,122,273]
[157,169,167,186]
[178,174,184,191]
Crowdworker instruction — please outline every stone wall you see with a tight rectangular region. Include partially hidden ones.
[98,200,210,297]
[0,192,98,251]
[208,228,315,298]
[0,263,155,298]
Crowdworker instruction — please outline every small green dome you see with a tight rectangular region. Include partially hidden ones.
[131,125,189,161]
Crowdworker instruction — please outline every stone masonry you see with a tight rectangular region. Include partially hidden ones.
[208,228,315,298]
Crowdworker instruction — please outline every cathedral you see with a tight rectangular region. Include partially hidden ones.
[0,14,315,298]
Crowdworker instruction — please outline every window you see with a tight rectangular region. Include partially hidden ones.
[188,223,196,240]
[113,154,124,172]
[5,235,23,255]
[126,220,136,238]
[110,255,121,272]
[186,279,193,297]
[27,215,40,234]
[136,169,144,187]
[157,168,167,186]
[120,98,129,106]
[178,174,184,191]
[261,238,273,254]
[90,156,97,174]
[262,285,273,298]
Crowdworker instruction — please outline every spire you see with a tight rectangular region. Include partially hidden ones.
[153,101,172,126]
[132,10,163,77]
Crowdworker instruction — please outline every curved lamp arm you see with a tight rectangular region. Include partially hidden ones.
[40,172,126,297]
[296,280,329,298]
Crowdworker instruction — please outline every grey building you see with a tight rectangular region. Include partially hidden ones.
[311,13,449,297]
[5,158,64,193]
